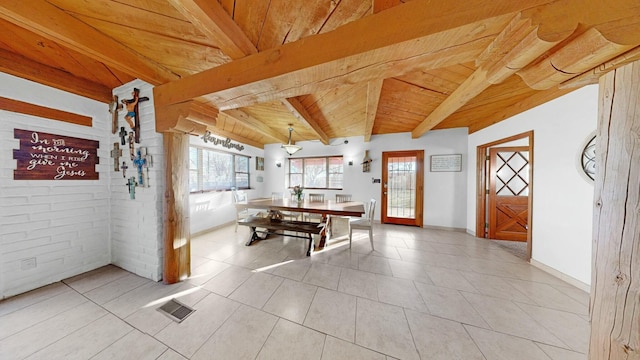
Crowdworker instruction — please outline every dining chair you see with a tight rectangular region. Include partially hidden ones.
[335,194,352,203]
[305,193,325,222]
[327,194,352,239]
[349,198,375,250]
[232,190,261,232]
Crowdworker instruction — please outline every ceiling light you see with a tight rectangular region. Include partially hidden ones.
[281,125,302,156]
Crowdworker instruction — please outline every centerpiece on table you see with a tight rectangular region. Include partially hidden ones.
[292,185,304,203]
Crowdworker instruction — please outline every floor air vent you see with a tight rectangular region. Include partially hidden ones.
[157,299,195,323]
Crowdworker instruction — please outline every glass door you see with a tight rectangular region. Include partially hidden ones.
[381,150,424,226]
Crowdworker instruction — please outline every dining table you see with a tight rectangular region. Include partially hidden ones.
[235,197,365,248]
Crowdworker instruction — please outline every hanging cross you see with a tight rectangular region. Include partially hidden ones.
[119,126,127,145]
[133,147,153,187]
[109,95,122,134]
[121,88,149,143]
[128,131,135,160]
[110,142,122,172]
[126,177,137,199]
[122,161,128,178]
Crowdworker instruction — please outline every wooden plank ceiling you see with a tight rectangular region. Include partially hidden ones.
[0,0,639,148]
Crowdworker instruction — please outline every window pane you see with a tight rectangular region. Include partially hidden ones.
[304,158,326,188]
[189,147,198,170]
[290,159,303,173]
[236,173,249,189]
[290,174,303,187]
[203,150,233,190]
[235,156,249,172]
[189,171,199,192]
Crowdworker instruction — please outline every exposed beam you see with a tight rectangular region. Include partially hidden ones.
[518,27,636,90]
[0,48,112,103]
[560,46,640,89]
[412,13,561,138]
[0,0,178,85]
[156,101,217,135]
[153,0,552,109]
[0,96,92,126]
[280,98,330,145]
[222,109,289,143]
[364,80,383,142]
[166,0,256,59]
[166,0,323,144]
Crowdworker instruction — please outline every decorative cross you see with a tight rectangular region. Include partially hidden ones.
[128,131,135,160]
[119,126,127,145]
[122,161,128,178]
[133,147,153,187]
[108,95,122,134]
[121,88,149,143]
[110,142,122,172]
[126,177,137,199]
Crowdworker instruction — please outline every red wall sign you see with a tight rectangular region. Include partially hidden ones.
[13,129,99,180]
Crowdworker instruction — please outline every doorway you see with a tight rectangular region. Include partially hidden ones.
[476,131,533,260]
[381,150,424,226]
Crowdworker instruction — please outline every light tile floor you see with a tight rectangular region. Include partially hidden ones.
[0,223,590,359]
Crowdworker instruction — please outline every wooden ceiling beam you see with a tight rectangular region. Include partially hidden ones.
[412,13,562,138]
[0,48,112,103]
[156,101,217,135]
[0,0,178,85]
[167,0,324,144]
[364,80,383,142]
[560,46,640,89]
[153,0,553,109]
[166,0,256,59]
[518,26,637,90]
[280,98,330,145]
[222,109,289,143]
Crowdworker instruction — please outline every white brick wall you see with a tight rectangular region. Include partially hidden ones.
[110,80,164,281]
[0,73,111,298]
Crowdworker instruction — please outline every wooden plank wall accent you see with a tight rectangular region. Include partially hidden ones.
[162,132,191,284]
[589,60,639,359]
[0,96,93,126]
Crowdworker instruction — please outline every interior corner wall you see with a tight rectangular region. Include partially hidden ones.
[466,85,598,286]
[263,128,468,229]
[110,80,164,282]
[188,135,265,235]
[0,73,110,298]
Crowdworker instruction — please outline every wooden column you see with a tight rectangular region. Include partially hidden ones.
[589,60,640,359]
[162,132,191,284]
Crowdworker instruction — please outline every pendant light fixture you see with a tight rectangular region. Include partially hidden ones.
[281,124,302,156]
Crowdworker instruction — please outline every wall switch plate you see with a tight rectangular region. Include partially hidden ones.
[21,257,37,270]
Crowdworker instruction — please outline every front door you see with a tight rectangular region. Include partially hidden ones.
[488,147,530,241]
[381,150,424,226]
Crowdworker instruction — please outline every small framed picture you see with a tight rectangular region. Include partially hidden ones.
[430,154,462,172]
[256,156,264,171]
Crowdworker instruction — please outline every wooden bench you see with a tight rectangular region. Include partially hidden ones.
[238,216,325,256]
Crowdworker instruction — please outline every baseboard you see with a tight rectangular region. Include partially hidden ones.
[423,225,467,232]
[466,229,476,236]
[530,259,590,293]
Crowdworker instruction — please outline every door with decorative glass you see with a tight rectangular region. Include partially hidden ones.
[488,147,530,241]
[381,150,423,226]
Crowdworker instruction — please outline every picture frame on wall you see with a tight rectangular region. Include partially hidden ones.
[430,154,462,172]
[256,156,265,171]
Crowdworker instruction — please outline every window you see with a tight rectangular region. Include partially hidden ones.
[189,146,250,192]
[287,156,343,189]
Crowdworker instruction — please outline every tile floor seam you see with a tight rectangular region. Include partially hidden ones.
[460,324,490,360]
[185,300,245,359]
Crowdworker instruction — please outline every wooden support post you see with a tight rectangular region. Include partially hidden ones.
[163,132,191,284]
[589,60,640,359]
